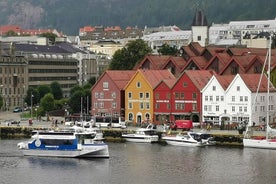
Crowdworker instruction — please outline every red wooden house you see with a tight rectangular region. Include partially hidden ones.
[91,70,135,117]
[153,78,176,125]
[170,70,213,122]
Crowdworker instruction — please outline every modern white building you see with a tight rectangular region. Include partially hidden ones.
[142,30,191,54]
[209,18,276,48]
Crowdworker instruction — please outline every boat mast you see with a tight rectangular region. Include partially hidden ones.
[266,35,272,140]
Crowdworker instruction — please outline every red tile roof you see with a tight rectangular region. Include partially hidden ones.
[215,75,235,90]
[139,69,175,88]
[239,74,276,92]
[189,56,208,69]
[105,70,136,89]
[184,70,214,90]
[133,55,171,70]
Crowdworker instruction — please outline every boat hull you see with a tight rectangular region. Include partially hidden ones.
[162,136,204,147]
[243,139,276,149]
[122,134,159,143]
[20,144,109,158]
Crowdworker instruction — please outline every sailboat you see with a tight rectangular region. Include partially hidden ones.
[243,35,276,149]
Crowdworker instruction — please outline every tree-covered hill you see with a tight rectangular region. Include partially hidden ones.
[0,0,275,35]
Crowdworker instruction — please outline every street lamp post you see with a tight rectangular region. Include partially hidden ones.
[31,92,33,120]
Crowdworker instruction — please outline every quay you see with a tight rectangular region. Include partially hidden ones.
[0,111,266,146]
[0,123,267,147]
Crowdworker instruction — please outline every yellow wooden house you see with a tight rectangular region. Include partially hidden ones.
[124,69,175,125]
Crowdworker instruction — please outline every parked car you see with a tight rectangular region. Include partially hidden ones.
[13,107,22,113]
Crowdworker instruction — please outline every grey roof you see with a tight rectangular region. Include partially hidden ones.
[15,43,71,54]
[55,42,86,53]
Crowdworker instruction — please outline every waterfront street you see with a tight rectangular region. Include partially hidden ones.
[0,111,267,137]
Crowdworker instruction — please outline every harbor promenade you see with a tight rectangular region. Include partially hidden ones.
[0,110,266,137]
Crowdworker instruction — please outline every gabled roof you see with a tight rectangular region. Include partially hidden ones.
[139,69,175,89]
[189,42,205,55]
[239,74,276,92]
[186,56,208,69]
[164,56,187,70]
[105,70,136,90]
[92,70,135,91]
[182,70,214,90]
[204,53,231,70]
[215,75,235,90]
[219,55,258,74]
[133,55,171,70]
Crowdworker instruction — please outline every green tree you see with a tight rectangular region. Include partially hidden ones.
[158,44,178,55]
[50,81,63,100]
[88,76,97,86]
[68,90,83,113]
[5,30,18,36]
[37,85,51,100]
[25,87,39,106]
[40,32,57,43]
[70,85,83,96]
[40,93,55,113]
[109,39,152,70]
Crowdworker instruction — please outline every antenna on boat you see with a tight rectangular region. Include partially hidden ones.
[266,34,272,140]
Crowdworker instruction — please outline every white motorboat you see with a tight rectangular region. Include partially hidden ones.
[122,124,159,143]
[162,132,216,147]
[243,35,276,149]
[17,124,109,158]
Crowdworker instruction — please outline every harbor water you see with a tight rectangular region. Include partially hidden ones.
[1,139,276,184]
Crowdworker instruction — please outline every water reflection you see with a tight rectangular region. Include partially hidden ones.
[1,140,276,184]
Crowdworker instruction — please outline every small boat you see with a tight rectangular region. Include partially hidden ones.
[162,132,216,147]
[121,124,159,143]
[17,124,109,158]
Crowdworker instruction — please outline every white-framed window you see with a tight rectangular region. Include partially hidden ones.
[146,102,150,109]
[112,92,116,98]
[128,102,133,109]
[244,106,247,112]
[240,96,243,102]
[232,96,235,102]
[137,82,141,88]
[140,102,144,109]
[239,106,242,112]
[204,105,208,111]
[210,96,213,101]
[155,103,160,109]
[216,96,219,101]
[237,86,240,91]
[100,92,104,98]
[103,82,109,89]
[145,92,150,99]
[192,92,197,99]
[216,105,219,111]
[139,92,143,99]
[192,103,197,111]
[128,92,132,99]
[212,86,216,91]
[205,95,208,101]
[232,106,235,112]
[95,92,99,98]
[112,102,117,108]
[221,96,224,101]
[245,96,248,101]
